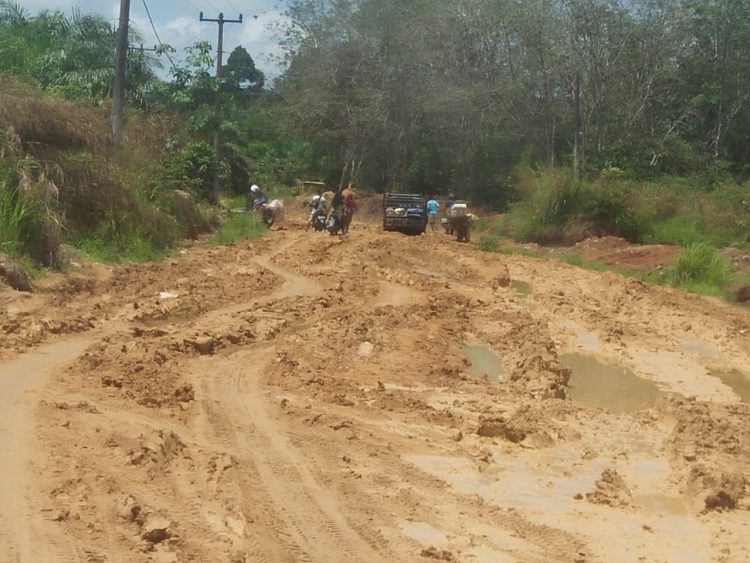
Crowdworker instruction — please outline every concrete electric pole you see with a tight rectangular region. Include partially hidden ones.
[112,0,131,146]
[200,11,243,202]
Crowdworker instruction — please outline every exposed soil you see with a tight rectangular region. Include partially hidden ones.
[1,207,749,562]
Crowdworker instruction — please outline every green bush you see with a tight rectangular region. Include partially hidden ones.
[668,243,730,297]
[155,141,216,202]
[73,205,176,263]
[478,236,500,252]
[507,168,583,243]
[585,187,645,242]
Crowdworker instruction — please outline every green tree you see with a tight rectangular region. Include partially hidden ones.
[222,46,265,95]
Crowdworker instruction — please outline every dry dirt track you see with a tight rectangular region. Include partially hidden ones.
[1,213,750,562]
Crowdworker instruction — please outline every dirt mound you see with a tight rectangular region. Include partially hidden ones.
[661,396,750,511]
[572,236,679,272]
[0,252,33,292]
[476,404,581,446]
[585,469,633,507]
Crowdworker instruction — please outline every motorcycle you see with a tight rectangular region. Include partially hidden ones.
[326,208,344,235]
[311,208,327,232]
[253,199,285,228]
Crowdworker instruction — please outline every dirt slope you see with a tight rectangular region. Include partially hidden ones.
[1,213,749,562]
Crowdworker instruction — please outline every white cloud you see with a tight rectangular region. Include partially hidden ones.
[238,10,290,45]
[164,16,203,38]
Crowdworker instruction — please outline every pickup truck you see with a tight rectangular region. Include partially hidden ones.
[382,193,428,235]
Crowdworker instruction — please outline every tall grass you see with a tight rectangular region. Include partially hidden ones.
[668,243,730,298]
[1,79,222,267]
[0,186,32,254]
[0,183,57,265]
[499,166,749,249]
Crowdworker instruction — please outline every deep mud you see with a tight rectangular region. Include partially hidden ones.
[1,210,749,562]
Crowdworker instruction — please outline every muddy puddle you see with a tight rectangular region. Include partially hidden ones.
[510,280,531,296]
[561,353,660,413]
[399,521,448,545]
[634,493,688,515]
[709,369,750,403]
[463,342,503,383]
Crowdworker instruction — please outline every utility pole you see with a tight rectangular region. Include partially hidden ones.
[200,11,243,202]
[112,0,131,146]
[133,43,157,53]
[573,72,583,180]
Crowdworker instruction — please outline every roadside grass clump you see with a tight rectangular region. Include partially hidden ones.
[474,214,512,239]
[209,211,267,246]
[562,254,610,272]
[0,184,33,255]
[1,79,219,266]
[0,161,62,266]
[512,167,583,244]
[584,185,645,242]
[72,204,177,263]
[506,166,647,244]
[478,236,500,253]
[636,180,750,247]
[502,167,749,250]
[476,236,542,257]
[668,243,730,298]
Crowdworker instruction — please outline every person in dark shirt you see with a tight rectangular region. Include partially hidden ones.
[246,184,267,210]
[445,193,455,211]
[342,188,358,233]
[326,188,345,232]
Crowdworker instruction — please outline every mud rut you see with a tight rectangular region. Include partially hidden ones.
[0,219,749,562]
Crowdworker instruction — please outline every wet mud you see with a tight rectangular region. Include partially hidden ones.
[1,210,749,562]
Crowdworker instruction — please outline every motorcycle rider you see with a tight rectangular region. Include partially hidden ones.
[246,184,268,210]
[326,188,345,234]
[305,189,326,231]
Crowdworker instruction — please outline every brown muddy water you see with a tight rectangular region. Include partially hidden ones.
[463,342,503,383]
[710,369,750,403]
[511,280,532,296]
[560,353,660,413]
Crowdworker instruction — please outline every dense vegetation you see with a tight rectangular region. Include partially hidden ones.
[278,0,750,195]
[0,0,748,297]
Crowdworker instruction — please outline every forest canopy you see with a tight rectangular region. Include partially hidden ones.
[276,0,750,202]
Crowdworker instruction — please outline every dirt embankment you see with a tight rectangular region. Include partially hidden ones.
[1,211,749,562]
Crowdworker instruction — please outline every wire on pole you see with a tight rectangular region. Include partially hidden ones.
[142,0,177,68]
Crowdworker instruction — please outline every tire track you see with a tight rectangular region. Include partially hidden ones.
[0,331,121,563]
[198,351,391,562]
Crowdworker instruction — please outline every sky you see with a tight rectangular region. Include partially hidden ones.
[21,0,293,80]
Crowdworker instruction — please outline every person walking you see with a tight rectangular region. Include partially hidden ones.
[426,195,440,232]
[342,188,358,233]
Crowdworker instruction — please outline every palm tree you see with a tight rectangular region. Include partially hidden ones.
[0,2,158,105]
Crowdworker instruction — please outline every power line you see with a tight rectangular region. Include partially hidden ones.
[142,0,177,68]
[203,0,221,13]
[224,0,241,14]
[173,26,209,52]
[184,0,201,13]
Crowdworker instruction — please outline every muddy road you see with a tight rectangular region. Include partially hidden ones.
[1,215,749,562]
